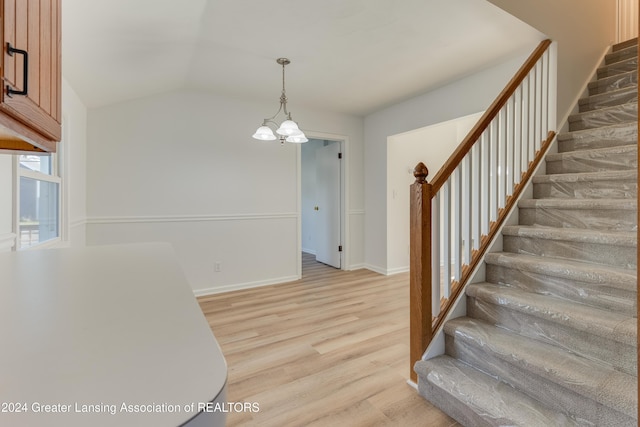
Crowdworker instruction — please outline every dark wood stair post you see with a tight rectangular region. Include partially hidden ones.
[410,162,433,382]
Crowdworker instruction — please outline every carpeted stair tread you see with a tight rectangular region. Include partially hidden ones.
[557,122,637,152]
[612,38,638,52]
[518,197,637,210]
[443,317,638,420]
[414,355,581,427]
[598,56,638,78]
[467,283,638,376]
[545,144,637,173]
[605,44,638,65]
[518,199,637,231]
[533,170,637,199]
[568,103,637,131]
[467,283,637,376]
[485,252,637,315]
[502,225,636,247]
[484,252,636,293]
[587,70,637,95]
[465,284,637,348]
[533,169,637,184]
[502,225,636,268]
[579,85,637,112]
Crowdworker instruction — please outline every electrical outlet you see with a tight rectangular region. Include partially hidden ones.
[214,262,221,272]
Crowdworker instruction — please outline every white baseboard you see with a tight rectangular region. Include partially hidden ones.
[387,266,409,275]
[194,275,300,297]
[347,262,365,271]
[363,263,388,275]
[362,263,409,276]
[0,233,16,252]
[301,248,316,255]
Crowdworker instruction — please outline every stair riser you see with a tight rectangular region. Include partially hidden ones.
[588,73,637,96]
[569,105,637,131]
[503,236,636,269]
[558,127,637,153]
[605,48,638,65]
[533,179,637,199]
[416,357,583,427]
[486,263,637,316]
[546,152,637,174]
[466,297,637,376]
[519,206,637,231]
[445,334,636,426]
[598,58,638,78]
[579,89,637,112]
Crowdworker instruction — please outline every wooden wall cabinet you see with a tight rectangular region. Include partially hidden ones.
[0,0,61,153]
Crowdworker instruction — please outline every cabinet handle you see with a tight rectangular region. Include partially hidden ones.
[6,43,28,97]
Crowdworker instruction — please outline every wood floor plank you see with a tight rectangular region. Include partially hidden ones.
[198,253,459,426]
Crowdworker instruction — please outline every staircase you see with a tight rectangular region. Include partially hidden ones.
[414,40,638,426]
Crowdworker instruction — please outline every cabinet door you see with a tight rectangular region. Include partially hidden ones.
[2,0,61,142]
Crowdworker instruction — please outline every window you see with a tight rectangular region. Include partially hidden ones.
[16,153,61,249]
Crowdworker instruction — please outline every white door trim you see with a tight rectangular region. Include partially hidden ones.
[297,131,350,278]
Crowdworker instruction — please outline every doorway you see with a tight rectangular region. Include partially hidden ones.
[301,138,343,272]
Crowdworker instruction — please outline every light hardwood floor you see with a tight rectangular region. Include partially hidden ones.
[198,253,460,426]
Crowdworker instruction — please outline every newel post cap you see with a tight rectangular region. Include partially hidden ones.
[413,162,429,183]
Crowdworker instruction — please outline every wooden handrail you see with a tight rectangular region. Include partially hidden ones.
[430,39,551,194]
[409,39,554,382]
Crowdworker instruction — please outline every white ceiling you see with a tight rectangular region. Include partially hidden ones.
[62,0,544,116]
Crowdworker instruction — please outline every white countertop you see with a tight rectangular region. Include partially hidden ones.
[0,243,227,426]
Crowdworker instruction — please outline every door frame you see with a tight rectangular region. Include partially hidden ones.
[296,131,350,277]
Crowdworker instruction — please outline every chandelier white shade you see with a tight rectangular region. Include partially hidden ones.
[252,126,276,140]
[253,58,307,144]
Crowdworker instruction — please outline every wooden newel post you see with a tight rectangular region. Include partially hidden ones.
[409,162,433,383]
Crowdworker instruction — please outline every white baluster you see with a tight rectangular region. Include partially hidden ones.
[463,153,472,264]
[541,50,548,140]
[443,179,451,298]
[522,75,530,169]
[536,60,543,151]
[472,143,481,252]
[514,85,522,184]
[432,193,441,317]
[481,129,490,236]
[498,108,505,208]
[490,120,498,222]
[454,167,462,281]
[548,42,558,132]
[508,95,515,194]
[529,71,536,162]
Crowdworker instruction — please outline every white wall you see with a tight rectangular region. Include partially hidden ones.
[63,79,88,247]
[487,0,617,126]
[0,78,87,252]
[86,90,364,295]
[386,112,483,273]
[363,51,532,274]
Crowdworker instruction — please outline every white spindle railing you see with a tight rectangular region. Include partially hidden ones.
[429,43,556,321]
[410,40,557,381]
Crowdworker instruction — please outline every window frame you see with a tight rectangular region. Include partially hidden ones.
[13,149,63,250]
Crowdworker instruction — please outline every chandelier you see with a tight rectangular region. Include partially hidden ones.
[252,58,308,144]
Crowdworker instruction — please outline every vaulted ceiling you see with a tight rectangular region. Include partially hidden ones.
[62,0,544,115]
